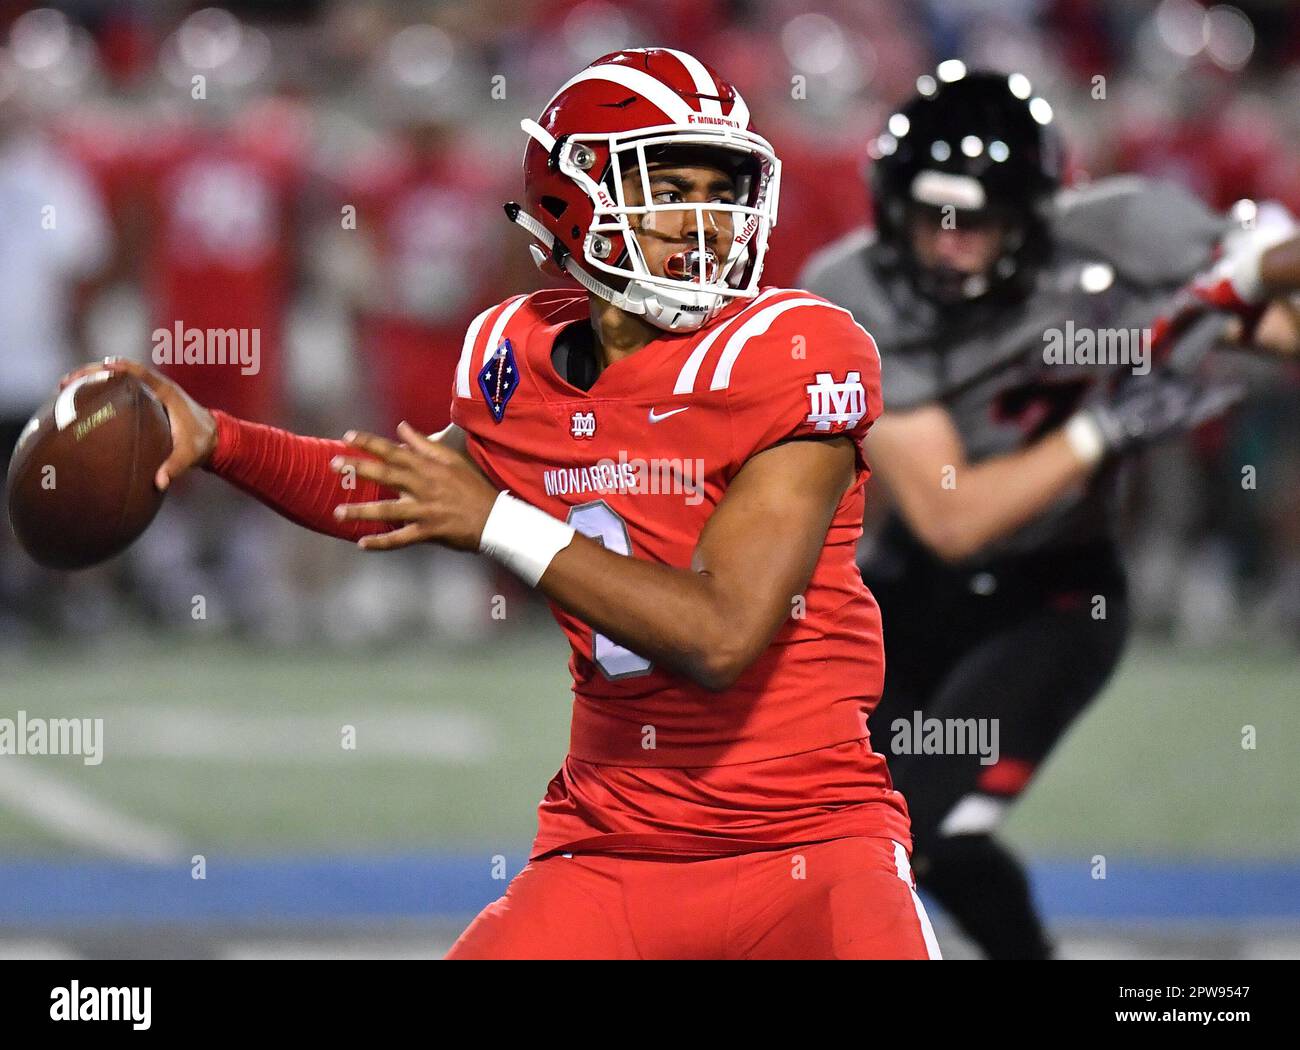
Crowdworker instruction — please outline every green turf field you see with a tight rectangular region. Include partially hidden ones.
[1,628,1296,859]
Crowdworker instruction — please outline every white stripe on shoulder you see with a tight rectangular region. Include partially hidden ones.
[823,298,880,364]
[708,295,880,391]
[708,295,824,391]
[672,289,784,395]
[480,294,530,368]
[661,49,723,116]
[454,303,500,399]
[545,64,694,124]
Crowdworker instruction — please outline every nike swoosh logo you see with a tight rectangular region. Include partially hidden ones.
[648,406,690,423]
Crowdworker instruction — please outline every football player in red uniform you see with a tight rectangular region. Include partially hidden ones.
[61,49,938,959]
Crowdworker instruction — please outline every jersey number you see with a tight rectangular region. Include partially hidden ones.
[566,501,654,679]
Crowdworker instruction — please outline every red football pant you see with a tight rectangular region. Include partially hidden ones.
[446,836,941,960]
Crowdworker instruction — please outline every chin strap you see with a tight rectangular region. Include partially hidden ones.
[504,200,648,315]
[502,199,732,332]
[566,257,640,313]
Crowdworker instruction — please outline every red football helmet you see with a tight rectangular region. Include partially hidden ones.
[506,48,781,332]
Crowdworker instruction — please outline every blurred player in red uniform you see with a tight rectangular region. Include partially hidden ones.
[319,27,519,642]
[125,11,314,637]
[138,10,310,425]
[336,25,513,437]
[138,103,306,425]
[63,49,938,958]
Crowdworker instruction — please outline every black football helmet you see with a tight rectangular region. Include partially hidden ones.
[869,64,1062,304]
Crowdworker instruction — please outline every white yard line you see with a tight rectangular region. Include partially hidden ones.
[0,707,492,860]
[100,707,496,763]
[220,938,453,961]
[0,759,185,862]
[0,939,84,961]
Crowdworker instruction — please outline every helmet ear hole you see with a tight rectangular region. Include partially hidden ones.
[540,195,568,219]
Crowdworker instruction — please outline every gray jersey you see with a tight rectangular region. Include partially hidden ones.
[799,175,1227,560]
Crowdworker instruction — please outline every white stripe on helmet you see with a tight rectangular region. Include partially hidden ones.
[728,89,750,129]
[911,170,987,210]
[660,48,723,116]
[545,63,696,124]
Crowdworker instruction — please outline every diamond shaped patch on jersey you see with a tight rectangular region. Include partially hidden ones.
[478,339,519,423]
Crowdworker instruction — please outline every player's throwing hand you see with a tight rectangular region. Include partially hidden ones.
[57,357,217,492]
[329,421,499,552]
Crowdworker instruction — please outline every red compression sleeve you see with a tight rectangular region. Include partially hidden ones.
[204,410,395,541]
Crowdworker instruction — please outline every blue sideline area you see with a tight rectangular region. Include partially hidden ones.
[0,856,1297,926]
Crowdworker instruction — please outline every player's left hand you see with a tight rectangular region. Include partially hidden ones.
[1152,204,1299,357]
[1188,201,1298,314]
[329,422,499,552]
[1077,368,1246,458]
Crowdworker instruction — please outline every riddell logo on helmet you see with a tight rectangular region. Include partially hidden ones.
[686,113,741,128]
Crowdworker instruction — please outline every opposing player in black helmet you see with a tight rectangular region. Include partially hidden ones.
[868,67,1061,307]
[802,65,1300,959]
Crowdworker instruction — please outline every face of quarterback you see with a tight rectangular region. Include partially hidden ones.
[620,149,738,284]
[907,203,1009,283]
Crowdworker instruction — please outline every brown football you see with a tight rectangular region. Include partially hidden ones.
[5,370,172,570]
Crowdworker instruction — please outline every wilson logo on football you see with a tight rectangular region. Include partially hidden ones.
[805,371,867,432]
[570,411,597,439]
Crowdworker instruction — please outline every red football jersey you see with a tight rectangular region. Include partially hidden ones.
[450,286,910,856]
[140,106,308,424]
[339,140,509,434]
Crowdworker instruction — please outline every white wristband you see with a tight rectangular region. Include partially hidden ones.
[1064,411,1106,466]
[478,491,576,586]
